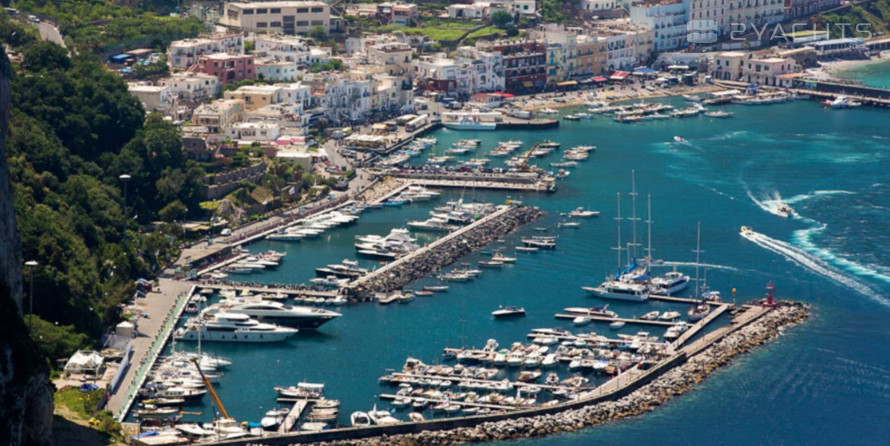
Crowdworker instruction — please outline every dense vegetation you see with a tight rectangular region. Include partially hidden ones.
[12,0,205,53]
[813,0,890,37]
[8,40,205,356]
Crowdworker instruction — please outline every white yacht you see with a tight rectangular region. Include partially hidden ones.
[407,217,457,232]
[205,298,341,330]
[650,271,690,295]
[582,281,649,302]
[492,306,526,318]
[568,207,599,218]
[174,313,298,343]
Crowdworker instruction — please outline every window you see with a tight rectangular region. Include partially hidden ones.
[243,8,254,14]
[256,8,268,13]
[257,22,268,28]
[270,8,281,13]
[271,21,282,27]
[311,20,323,26]
[297,20,309,26]
[297,8,309,13]
[311,7,324,13]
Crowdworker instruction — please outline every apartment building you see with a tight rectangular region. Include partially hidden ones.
[688,0,785,37]
[195,53,255,85]
[629,0,689,51]
[167,32,244,70]
[221,1,341,35]
[192,99,246,132]
[711,51,797,85]
[158,72,221,101]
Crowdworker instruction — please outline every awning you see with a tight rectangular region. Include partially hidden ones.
[522,81,534,88]
[592,76,608,82]
[492,92,514,98]
[633,67,657,75]
[610,71,630,80]
[556,80,578,86]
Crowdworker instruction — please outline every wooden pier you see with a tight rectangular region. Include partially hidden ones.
[553,314,676,327]
[649,294,724,305]
[278,400,310,434]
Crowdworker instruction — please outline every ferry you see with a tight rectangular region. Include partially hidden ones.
[441,112,500,130]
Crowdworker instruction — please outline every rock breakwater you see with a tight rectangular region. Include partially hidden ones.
[293,302,810,446]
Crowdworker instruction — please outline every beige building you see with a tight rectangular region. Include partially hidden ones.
[192,98,246,132]
[221,1,341,35]
[158,72,221,100]
[711,51,797,86]
[367,41,414,77]
[127,84,173,112]
[224,85,284,111]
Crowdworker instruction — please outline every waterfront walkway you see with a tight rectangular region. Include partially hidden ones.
[108,278,194,420]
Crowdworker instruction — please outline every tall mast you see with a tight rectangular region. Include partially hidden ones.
[629,170,640,259]
[612,192,624,269]
[693,222,703,300]
[646,194,653,261]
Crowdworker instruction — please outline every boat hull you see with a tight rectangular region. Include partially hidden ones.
[442,122,497,131]
[175,329,295,343]
[581,287,648,302]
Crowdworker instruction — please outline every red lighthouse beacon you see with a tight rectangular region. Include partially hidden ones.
[763,282,778,308]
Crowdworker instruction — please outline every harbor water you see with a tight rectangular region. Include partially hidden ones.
[834,58,890,89]
[173,99,890,444]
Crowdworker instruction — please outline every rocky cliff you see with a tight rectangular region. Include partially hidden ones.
[0,49,54,446]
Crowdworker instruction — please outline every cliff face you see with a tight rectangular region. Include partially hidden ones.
[0,50,54,446]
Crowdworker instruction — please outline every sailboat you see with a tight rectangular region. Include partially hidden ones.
[646,194,690,295]
[688,223,712,322]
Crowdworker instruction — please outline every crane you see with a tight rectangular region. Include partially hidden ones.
[191,357,229,419]
[518,141,539,172]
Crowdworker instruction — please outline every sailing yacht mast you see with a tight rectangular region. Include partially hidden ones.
[646,194,653,261]
[629,170,640,259]
[693,222,703,300]
[612,193,625,269]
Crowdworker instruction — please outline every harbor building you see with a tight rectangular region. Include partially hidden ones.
[710,51,797,86]
[629,0,689,52]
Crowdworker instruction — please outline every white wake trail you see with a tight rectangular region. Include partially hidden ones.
[741,228,890,308]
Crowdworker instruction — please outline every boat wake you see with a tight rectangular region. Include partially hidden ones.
[745,188,853,218]
[741,228,890,308]
[661,261,738,272]
[792,226,890,287]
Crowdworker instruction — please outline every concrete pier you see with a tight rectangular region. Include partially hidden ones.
[279,400,310,434]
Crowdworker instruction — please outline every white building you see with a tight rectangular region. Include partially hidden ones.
[167,32,244,70]
[253,34,314,67]
[192,98,246,132]
[415,55,472,96]
[127,84,173,112]
[582,0,619,12]
[276,82,314,109]
[688,0,784,37]
[158,72,221,100]
[255,58,301,81]
[456,46,505,93]
[247,102,311,130]
[711,51,797,85]
[367,41,414,77]
[307,72,373,122]
[220,1,341,35]
[225,122,281,141]
[629,0,689,51]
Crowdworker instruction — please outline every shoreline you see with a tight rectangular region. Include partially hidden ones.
[519,84,723,111]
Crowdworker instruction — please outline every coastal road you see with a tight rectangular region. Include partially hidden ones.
[37,21,66,48]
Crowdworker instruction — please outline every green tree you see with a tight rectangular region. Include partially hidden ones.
[308,25,327,42]
[29,318,91,362]
[22,41,71,71]
[490,10,513,28]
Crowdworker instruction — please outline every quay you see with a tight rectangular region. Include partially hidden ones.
[278,400,311,434]
[381,371,596,393]
[672,304,730,346]
[347,205,544,298]
[390,171,556,193]
[180,301,808,446]
[553,313,677,326]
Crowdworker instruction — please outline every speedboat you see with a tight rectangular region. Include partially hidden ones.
[658,311,682,321]
[640,311,660,320]
[573,316,591,326]
[350,411,372,427]
[704,110,733,118]
[568,207,599,218]
[776,203,795,218]
[673,136,686,143]
[423,285,450,292]
[823,95,862,109]
[479,260,504,268]
[609,321,625,329]
[492,306,526,318]
[564,305,618,318]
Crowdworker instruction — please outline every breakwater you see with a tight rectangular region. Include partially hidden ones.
[348,205,544,299]
[195,302,809,446]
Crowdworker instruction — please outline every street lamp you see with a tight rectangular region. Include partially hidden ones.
[119,174,131,218]
[24,260,38,332]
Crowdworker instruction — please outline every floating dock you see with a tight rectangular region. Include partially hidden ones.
[278,400,310,434]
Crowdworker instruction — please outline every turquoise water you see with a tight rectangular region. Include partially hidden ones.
[166,100,890,444]
[834,59,890,89]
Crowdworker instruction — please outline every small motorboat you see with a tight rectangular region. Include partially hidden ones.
[573,316,591,326]
[673,136,685,143]
[609,321,625,330]
[776,203,795,218]
[640,311,660,320]
[408,412,425,422]
[558,221,580,228]
[423,285,450,292]
[515,246,539,252]
[568,207,599,218]
[659,311,682,320]
[479,260,504,268]
[492,306,526,318]
[415,290,435,297]
[491,252,516,263]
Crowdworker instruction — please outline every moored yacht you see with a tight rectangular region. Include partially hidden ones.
[174,313,298,343]
[205,298,341,330]
[650,270,690,295]
[582,281,649,302]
